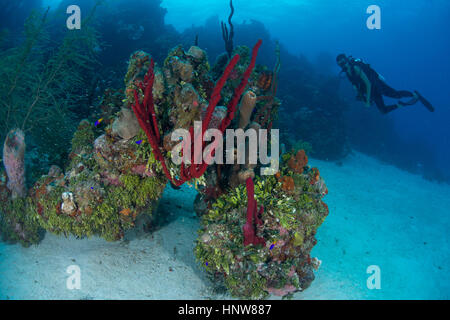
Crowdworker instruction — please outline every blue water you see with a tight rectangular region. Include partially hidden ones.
[169,0,450,179]
[2,0,449,300]
[40,0,449,178]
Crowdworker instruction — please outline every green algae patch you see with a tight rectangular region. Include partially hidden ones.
[195,153,329,299]
[0,196,43,247]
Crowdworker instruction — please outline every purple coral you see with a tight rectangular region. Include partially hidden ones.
[2,129,26,199]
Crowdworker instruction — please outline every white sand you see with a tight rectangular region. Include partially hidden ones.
[1,152,449,300]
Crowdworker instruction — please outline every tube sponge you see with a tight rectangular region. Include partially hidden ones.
[2,129,26,199]
[238,90,257,129]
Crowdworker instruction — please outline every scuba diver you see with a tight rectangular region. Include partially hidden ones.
[336,54,434,114]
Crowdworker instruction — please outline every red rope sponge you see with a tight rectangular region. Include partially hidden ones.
[132,40,263,187]
[243,177,265,247]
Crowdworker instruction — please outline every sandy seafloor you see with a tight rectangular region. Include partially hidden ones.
[0,152,449,300]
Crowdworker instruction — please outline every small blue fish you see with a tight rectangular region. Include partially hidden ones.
[270,244,275,250]
[136,140,143,145]
[95,118,104,126]
[205,262,208,266]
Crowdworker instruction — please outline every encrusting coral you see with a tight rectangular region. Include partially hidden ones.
[0,84,167,243]
[28,118,167,241]
[61,192,77,216]
[0,156,42,247]
[130,40,263,187]
[195,150,328,299]
[0,39,265,243]
[0,35,330,299]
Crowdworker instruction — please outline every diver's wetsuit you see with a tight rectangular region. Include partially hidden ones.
[371,80,415,114]
[342,57,434,113]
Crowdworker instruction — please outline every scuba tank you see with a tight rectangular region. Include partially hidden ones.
[349,56,384,82]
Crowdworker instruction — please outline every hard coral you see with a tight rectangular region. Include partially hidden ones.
[187,46,206,62]
[131,40,263,187]
[18,114,168,243]
[112,107,141,140]
[61,192,77,216]
[196,162,329,299]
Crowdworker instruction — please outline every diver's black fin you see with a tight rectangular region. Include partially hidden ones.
[415,90,435,112]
